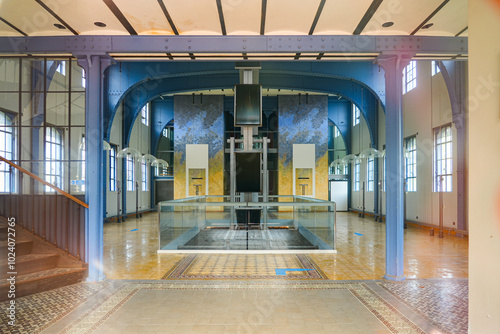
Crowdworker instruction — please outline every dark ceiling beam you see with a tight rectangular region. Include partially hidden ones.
[189,53,196,60]
[455,26,468,37]
[260,0,267,35]
[410,0,450,35]
[215,0,227,35]
[353,0,384,35]
[309,0,326,35]
[0,17,27,36]
[35,0,78,35]
[102,0,137,35]
[294,53,301,60]
[157,0,179,35]
[166,53,174,60]
[316,53,325,60]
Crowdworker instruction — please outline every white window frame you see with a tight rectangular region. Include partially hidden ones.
[141,103,149,126]
[126,156,135,191]
[405,136,417,192]
[367,157,374,191]
[45,127,63,192]
[109,145,117,192]
[353,161,360,191]
[141,161,148,191]
[352,104,360,126]
[434,125,453,192]
[0,112,14,193]
[403,61,417,94]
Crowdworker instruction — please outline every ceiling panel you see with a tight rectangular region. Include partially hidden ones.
[0,0,73,36]
[163,0,221,35]
[265,0,322,34]
[362,0,444,35]
[222,0,261,35]
[314,0,373,34]
[415,0,468,36]
[0,20,24,36]
[113,0,174,35]
[41,0,129,35]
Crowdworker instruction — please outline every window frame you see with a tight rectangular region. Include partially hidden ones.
[45,126,63,192]
[353,161,360,191]
[126,156,135,191]
[405,136,417,192]
[109,144,117,192]
[352,104,360,126]
[141,160,148,191]
[0,111,14,193]
[433,124,453,192]
[403,60,417,94]
[367,157,374,192]
[141,103,149,126]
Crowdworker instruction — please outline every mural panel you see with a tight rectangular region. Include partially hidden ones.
[278,95,328,200]
[174,95,224,199]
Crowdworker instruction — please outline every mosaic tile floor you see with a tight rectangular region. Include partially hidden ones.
[163,254,327,280]
[0,279,469,334]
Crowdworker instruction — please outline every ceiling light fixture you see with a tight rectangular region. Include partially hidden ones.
[94,22,107,28]
[422,23,434,29]
[54,23,66,29]
[382,22,394,28]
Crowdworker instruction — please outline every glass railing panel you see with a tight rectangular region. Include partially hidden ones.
[158,195,335,251]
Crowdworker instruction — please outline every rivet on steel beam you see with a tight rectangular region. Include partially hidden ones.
[298,45,301,49]
[165,46,168,49]
[243,38,247,42]
[243,46,246,49]
[165,39,168,42]
[188,46,191,49]
[321,38,325,41]
[322,45,325,49]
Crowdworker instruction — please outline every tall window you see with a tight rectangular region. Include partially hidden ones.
[352,104,360,126]
[353,161,360,191]
[141,161,148,191]
[126,156,135,191]
[403,61,417,94]
[109,145,117,191]
[79,136,85,192]
[141,103,149,126]
[81,68,86,88]
[434,125,453,192]
[431,61,441,76]
[45,127,63,192]
[367,157,374,191]
[334,127,340,138]
[405,136,417,192]
[0,112,13,193]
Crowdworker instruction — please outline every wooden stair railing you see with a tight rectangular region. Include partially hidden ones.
[0,155,88,260]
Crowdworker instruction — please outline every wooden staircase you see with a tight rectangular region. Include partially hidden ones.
[0,216,86,301]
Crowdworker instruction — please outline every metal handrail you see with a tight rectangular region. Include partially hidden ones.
[0,155,88,209]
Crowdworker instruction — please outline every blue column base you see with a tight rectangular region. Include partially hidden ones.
[384,274,406,282]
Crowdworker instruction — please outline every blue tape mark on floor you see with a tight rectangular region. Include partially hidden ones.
[275,268,313,276]
[131,228,138,232]
[354,232,363,236]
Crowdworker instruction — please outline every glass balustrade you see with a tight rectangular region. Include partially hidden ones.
[158,195,336,251]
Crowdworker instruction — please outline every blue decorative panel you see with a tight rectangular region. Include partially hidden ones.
[278,95,328,199]
[174,95,224,199]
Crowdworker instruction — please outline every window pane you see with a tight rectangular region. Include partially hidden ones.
[46,92,69,126]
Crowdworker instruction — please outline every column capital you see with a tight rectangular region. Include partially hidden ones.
[74,52,115,72]
[374,52,415,74]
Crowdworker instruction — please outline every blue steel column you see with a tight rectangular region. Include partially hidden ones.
[77,54,114,281]
[376,53,413,281]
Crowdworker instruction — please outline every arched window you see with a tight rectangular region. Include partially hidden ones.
[0,111,14,193]
[45,127,63,192]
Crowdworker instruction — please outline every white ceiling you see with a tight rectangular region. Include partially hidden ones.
[0,0,468,37]
[0,0,468,60]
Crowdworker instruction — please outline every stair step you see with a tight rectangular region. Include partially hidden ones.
[0,239,33,256]
[0,267,86,301]
[0,253,59,278]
